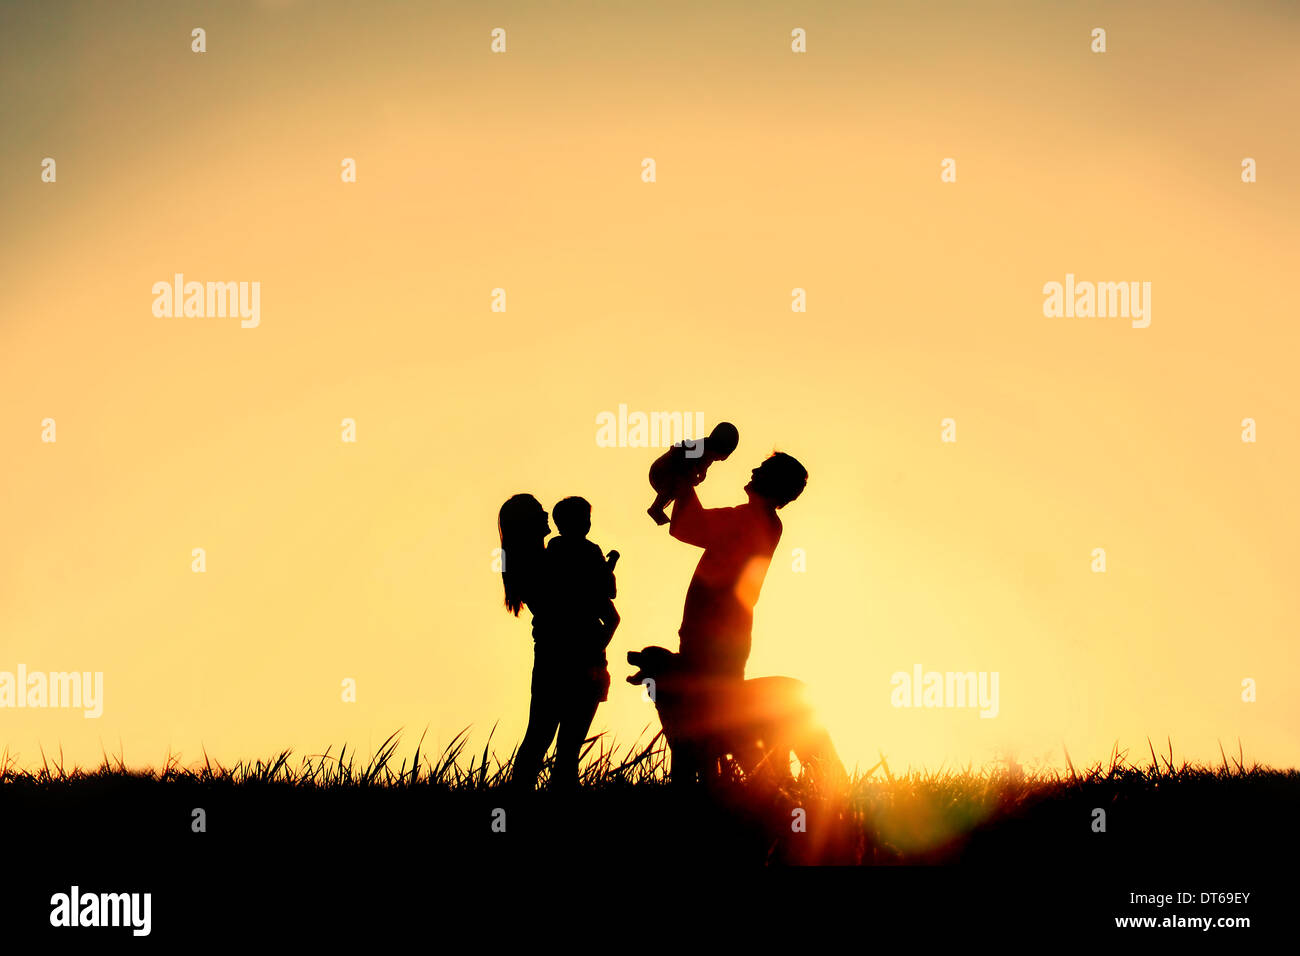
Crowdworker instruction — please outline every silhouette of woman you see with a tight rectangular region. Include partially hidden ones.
[498,493,607,790]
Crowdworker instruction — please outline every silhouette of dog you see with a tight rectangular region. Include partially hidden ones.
[626,646,845,789]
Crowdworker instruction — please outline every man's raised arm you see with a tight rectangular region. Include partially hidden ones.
[669,483,714,548]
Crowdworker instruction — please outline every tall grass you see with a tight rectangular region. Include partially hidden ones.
[3,732,1294,866]
[0,731,1283,792]
[0,726,675,790]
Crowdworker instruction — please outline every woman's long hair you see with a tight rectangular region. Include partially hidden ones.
[498,493,546,616]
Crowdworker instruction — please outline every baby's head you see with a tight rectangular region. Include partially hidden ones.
[552,496,592,538]
[709,422,740,459]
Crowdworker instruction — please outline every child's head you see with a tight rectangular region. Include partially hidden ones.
[552,496,592,537]
[709,422,739,459]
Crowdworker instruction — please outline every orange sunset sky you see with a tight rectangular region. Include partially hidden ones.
[1,0,1297,774]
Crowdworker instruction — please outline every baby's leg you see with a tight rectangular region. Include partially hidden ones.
[647,490,673,525]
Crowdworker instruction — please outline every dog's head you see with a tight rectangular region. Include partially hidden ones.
[626,645,681,688]
[626,646,694,745]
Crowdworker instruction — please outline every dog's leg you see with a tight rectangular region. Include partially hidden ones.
[795,729,847,790]
[670,738,704,786]
[748,731,797,791]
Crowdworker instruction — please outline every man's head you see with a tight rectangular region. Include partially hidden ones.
[744,452,807,509]
[552,496,592,537]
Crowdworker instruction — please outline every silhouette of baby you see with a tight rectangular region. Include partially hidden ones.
[546,497,621,668]
[646,421,739,526]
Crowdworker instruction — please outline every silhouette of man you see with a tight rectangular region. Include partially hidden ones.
[669,451,808,679]
[667,451,807,783]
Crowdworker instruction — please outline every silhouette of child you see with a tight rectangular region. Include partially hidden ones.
[646,421,739,525]
[545,497,620,701]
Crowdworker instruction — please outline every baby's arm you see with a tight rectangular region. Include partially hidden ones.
[604,550,619,598]
[598,598,620,648]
